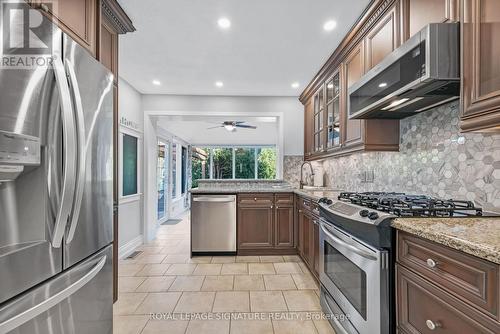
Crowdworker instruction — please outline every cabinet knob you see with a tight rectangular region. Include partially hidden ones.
[425,320,440,330]
[254,197,257,201]
[276,206,279,209]
[426,258,437,268]
[298,209,303,213]
[270,205,273,209]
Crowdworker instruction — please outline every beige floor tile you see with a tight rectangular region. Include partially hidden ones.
[220,263,248,275]
[169,276,205,291]
[134,292,182,314]
[283,290,321,311]
[263,274,297,290]
[283,255,302,262]
[235,256,260,263]
[162,254,189,264]
[113,315,149,334]
[249,291,287,312]
[188,256,213,263]
[212,291,250,312]
[174,292,216,313]
[274,262,303,274]
[136,276,176,292]
[210,256,236,263]
[118,277,147,292]
[135,254,167,264]
[201,275,234,291]
[272,318,318,334]
[113,293,147,315]
[165,263,197,275]
[233,275,265,291]
[291,273,318,290]
[135,264,171,276]
[259,255,284,263]
[298,262,311,274]
[313,317,336,334]
[248,263,275,275]
[118,264,145,277]
[185,318,230,334]
[193,263,222,275]
[230,317,273,334]
[141,319,189,334]
[137,246,164,254]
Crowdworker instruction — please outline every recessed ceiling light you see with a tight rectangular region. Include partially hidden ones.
[215,81,224,87]
[378,82,388,88]
[217,17,231,29]
[291,82,300,89]
[323,20,337,31]
[152,80,161,86]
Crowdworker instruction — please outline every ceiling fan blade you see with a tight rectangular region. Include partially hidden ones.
[206,125,223,129]
[235,124,257,129]
[234,121,246,124]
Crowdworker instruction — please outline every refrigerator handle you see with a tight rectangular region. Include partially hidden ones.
[51,55,78,248]
[64,60,86,244]
[0,255,106,333]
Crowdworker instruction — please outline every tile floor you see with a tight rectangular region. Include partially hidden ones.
[114,214,335,334]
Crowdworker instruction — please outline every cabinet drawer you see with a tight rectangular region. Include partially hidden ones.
[238,194,274,207]
[275,193,294,206]
[397,231,499,319]
[397,265,499,334]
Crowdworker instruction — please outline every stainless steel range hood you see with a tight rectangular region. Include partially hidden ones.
[348,23,460,120]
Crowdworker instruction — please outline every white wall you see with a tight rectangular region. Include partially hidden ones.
[117,78,144,257]
[142,95,303,155]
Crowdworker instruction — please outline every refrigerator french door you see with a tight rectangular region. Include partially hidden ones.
[0,2,113,333]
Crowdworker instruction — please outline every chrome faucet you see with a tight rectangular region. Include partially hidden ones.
[299,161,315,189]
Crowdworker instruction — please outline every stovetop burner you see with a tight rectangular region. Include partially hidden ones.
[337,192,483,217]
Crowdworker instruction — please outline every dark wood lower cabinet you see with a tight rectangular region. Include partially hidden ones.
[275,205,294,248]
[237,206,274,249]
[396,231,500,333]
[296,196,320,280]
[237,193,295,254]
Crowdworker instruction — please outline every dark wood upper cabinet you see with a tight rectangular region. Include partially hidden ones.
[400,0,459,41]
[343,43,365,148]
[99,17,118,82]
[36,0,98,56]
[460,0,500,132]
[364,4,400,71]
[300,0,406,161]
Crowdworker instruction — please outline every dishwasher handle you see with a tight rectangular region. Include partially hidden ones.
[192,196,235,203]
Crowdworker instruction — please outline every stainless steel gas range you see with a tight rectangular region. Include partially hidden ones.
[317,192,485,334]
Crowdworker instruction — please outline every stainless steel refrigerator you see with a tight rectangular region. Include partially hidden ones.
[0,2,114,333]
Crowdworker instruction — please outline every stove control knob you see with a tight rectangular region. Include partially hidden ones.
[368,212,379,220]
[359,210,369,217]
[326,199,333,205]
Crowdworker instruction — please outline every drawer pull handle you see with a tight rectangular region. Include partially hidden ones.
[426,258,437,268]
[426,320,441,330]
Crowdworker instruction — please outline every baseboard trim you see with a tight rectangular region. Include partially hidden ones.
[118,235,143,259]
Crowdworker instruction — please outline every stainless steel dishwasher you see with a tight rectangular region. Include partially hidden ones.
[191,194,236,255]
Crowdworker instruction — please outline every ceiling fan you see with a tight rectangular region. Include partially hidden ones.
[207,121,257,132]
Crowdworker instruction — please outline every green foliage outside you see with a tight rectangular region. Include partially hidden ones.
[258,148,277,179]
[191,147,277,188]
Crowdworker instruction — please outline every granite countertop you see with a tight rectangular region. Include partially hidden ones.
[190,187,342,200]
[392,217,500,264]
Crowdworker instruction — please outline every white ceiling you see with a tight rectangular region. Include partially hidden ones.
[118,0,371,96]
[156,115,278,145]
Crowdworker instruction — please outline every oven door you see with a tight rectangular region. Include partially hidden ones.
[319,220,389,334]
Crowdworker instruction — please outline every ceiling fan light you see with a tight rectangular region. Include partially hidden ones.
[224,124,235,132]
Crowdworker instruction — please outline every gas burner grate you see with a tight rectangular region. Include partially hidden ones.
[338,192,483,217]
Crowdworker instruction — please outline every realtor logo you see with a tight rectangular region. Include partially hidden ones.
[1,1,53,68]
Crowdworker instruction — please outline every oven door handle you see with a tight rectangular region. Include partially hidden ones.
[320,223,378,261]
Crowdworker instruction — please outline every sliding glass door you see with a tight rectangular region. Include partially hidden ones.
[157,140,169,221]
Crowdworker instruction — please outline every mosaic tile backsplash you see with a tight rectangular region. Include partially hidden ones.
[284,101,500,213]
